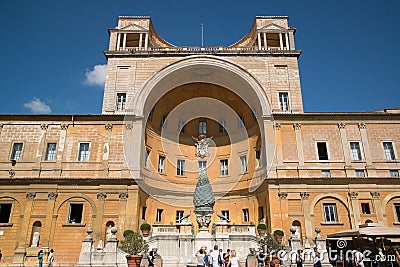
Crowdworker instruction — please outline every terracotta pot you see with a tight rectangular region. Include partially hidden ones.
[265,255,280,266]
[126,255,143,267]
[141,230,150,237]
[258,229,267,236]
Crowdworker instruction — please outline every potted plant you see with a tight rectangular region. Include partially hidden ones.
[257,223,267,236]
[120,230,149,267]
[259,233,283,266]
[140,223,151,237]
[273,229,284,243]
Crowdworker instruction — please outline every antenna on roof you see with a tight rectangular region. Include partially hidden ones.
[201,23,204,47]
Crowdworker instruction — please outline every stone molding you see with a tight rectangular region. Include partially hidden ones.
[370,192,380,199]
[119,192,129,200]
[293,123,301,130]
[97,192,107,200]
[8,169,15,178]
[48,192,58,200]
[273,123,281,130]
[40,123,49,130]
[105,123,113,130]
[26,192,36,200]
[61,123,69,130]
[338,123,346,129]
[278,192,288,200]
[300,192,310,200]
[125,123,133,130]
[358,123,366,129]
[349,192,358,199]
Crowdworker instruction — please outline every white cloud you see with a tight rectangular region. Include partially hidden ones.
[23,98,52,114]
[84,64,107,86]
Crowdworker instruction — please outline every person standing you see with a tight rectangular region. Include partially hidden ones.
[354,248,365,267]
[196,248,206,267]
[295,250,303,267]
[48,249,54,267]
[312,247,322,267]
[210,245,220,267]
[229,250,241,267]
[38,250,43,267]
[148,250,155,267]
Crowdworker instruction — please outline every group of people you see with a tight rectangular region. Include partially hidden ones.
[294,247,323,267]
[37,249,55,267]
[196,245,241,267]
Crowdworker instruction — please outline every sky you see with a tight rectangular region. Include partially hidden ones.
[0,0,399,114]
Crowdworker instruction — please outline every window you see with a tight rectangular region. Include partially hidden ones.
[317,142,329,160]
[45,143,57,161]
[156,209,163,222]
[395,204,400,222]
[356,170,365,177]
[177,159,185,176]
[144,149,150,168]
[158,155,165,173]
[11,143,23,161]
[390,170,399,177]
[179,121,186,133]
[255,150,261,169]
[323,204,337,223]
[176,210,184,223]
[116,93,127,111]
[279,92,289,111]
[383,142,396,160]
[240,155,247,173]
[199,121,207,135]
[322,170,331,177]
[220,159,228,176]
[199,161,207,175]
[160,115,167,128]
[68,203,83,223]
[219,120,227,133]
[361,203,371,214]
[258,206,265,221]
[0,203,12,223]
[142,206,147,221]
[242,208,249,222]
[238,115,245,128]
[78,143,90,161]
[221,210,230,221]
[350,142,362,160]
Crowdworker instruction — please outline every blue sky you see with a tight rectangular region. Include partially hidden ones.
[0,0,399,114]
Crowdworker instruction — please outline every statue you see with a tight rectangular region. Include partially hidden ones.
[193,172,215,231]
[216,213,230,222]
[193,135,213,159]
[31,232,40,247]
[177,211,192,223]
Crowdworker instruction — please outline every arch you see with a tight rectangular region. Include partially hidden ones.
[55,193,97,215]
[365,219,373,224]
[30,221,42,247]
[133,55,272,117]
[0,194,23,207]
[382,194,400,217]
[309,193,350,216]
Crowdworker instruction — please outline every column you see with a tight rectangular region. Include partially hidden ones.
[41,192,58,248]
[123,119,144,178]
[117,33,121,51]
[349,192,361,228]
[102,124,112,177]
[279,33,283,50]
[285,33,289,50]
[125,186,140,231]
[277,192,289,231]
[139,33,143,50]
[338,123,352,176]
[371,192,384,225]
[122,33,127,50]
[33,124,48,176]
[294,123,307,177]
[257,32,261,50]
[359,123,376,176]
[55,123,68,177]
[118,192,128,240]
[288,31,295,50]
[300,192,313,246]
[94,193,107,242]
[274,123,284,178]
[144,33,149,50]
[263,33,267,50]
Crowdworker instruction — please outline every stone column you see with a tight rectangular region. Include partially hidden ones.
[139,33,143,50]
[370,192,384,225]
[285,33,289,50]
[117,33,121,50]
[300,192,313,246]
[122,33,126,50]
[41,192,58,248]
[263,33,267,50]
[55,123,68,177]
[277,192,289,231]
[257,32,261,50]
[294,124,307,177]
[279,33,283,50]
[274,123,284,178]
[359,123,376,176]
[338,123,352,168]
[349,192,361,228]
[33,123,48,176]
[145,33,149,50]
[314,228,328,263]
[101,124,112,177]
[125,187,140,231]
[118,192,128,240]
[94,193,107,241]
[77,228,95,267]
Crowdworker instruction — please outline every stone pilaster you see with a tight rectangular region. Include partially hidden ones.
[349,191,361,228]
[300,192,313,245]
[338,123,352,169]
[370,192,384,225]
[101,124,113,177]
[274,123,285,178]
[118,192,128,240]
[93,192,107,241]
[55,123,68,176]
[293,123,308,177]
[40,192,58,248]
[359,123,376,176]
[125,187,140,231]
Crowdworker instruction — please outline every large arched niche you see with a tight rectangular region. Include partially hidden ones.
[125,56,276,205]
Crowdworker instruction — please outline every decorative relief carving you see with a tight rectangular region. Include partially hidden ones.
[349,192,358,199]
[105,123,113,130]
[48,192,58,200]
[338,123,346,129]
[370,192,380,199]
[60,123,69,130]
[119,192,128,200]
[358,123,366,129]
[40,124,49,130]
[8,169,15,178]
[26,192,36,200]
[300,192,310,200]
[125,124,133,130]
[278,192,288,200]
[97,192,107,200]
[293,123,301,130]
[273,123,281,130]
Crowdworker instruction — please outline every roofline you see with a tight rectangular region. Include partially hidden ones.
[118,15,150,19]
[255,15,289,19]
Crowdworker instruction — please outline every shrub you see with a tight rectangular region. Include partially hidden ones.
[140,223,151,231]
[119,231,149,255]
[123,229,134,238]
[257,223,267,230]
[273,229,284,236]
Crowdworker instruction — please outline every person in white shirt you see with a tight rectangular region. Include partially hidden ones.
[354,249,365,267]
[229,250,241,267]
[210,245,220,267]
[48,249,54,267]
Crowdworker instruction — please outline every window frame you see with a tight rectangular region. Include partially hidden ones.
[68,202,84,224]
[316,141,329,161]
[198,120,207,135]
[158,155,166,174]
[349,141,363,161]
[321,170,331,177]
[382,141,396,160]
[176,210,184,223]
[144,149,151,169]
[10,142,23,161]
[178,120,186,133]
[242,208,250,222]
[116,93,127,111]
[78,142,90,162]
[278,92,290,111]
[44,143,57,161]
[355,170,365,177]
[156,209,163,223]
[219,120,227,133]
[198,161,207,175]
[323,203,338,223]
[177,159,185,176]
[390,170,399,177]
[220,159,229,176]
[0,202,13,224]
[255,150,261,169]
[394,203,400,222]
[239,155,248,174]
[160,115,167,128]
[221,210,230,221]
[361,203,371,215]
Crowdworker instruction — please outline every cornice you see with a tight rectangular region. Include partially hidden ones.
[273,112,400,122]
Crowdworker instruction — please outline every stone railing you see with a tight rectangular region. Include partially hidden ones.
[214,222,256,236]
[152,222,193,236]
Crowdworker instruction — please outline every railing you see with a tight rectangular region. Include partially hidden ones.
[115,46,295,53]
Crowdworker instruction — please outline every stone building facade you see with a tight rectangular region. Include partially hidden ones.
[0,16,399,266]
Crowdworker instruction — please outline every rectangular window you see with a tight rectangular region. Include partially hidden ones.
[258,206,265,221]
[390,170,399,177]
[45,143,57,161]
[158,155,165,173]
[160,115,167,128]
[199,161,207,175]
[116,93,127,111]
[156,209,163,222]
[356,170,365,177]
[144,149,150,168]
[179,121,186,133]
[242,208,249,222]
[361,203,371,214]
[142,206,147,221]
[176,210,184,223]
[383,142,396,160]
[317,142,329,160]
[255,150,261,169]
[69,203,83,223]
[199,121,207,135]
[220,159,229,176]
[279,92,289,111]
[395,204,400,222]
[322,170,331,177]
[350,142,362,161]
[221,210,230,221]
[177,159,185,176]
[78,143,90,161]
[238,115,245,128]
[323,203,337,223]
[219,120,227,133]
[0,203,12,223]
[11,143,23,161]
[240,155,247,173]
